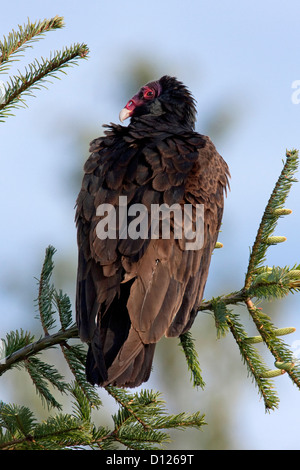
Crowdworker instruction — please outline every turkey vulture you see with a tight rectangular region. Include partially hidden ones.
[75,75,230,387]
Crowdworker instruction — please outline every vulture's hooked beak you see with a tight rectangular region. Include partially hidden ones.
[119,96,139,122]
[119,107,132,122]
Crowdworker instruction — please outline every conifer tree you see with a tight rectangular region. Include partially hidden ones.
[1,16,300,451]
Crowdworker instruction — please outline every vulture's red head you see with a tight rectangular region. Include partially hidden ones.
[119,75,197,129]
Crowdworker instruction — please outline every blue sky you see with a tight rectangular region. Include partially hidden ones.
[1,0,300,449]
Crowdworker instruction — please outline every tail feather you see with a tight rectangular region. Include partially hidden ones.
[107,343,156,387]
[84,279,156,388]
[86,333,156,388]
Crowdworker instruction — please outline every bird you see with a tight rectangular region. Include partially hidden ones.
[75,75,230,388]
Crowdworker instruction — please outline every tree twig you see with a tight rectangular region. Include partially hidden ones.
[0,325,78,375]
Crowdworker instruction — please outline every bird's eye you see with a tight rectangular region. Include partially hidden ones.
[143,88,154,99]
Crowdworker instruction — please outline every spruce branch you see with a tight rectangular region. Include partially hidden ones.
[0,16,65,72]
[245,299,300,389]
[0,325,78,376]
[244,149,298,289]
[226,308,280,410]
[107,386,152,431]
[36,245,57,334]
[179,331,205,388]
[24,357,66,410]
[0,16,89,121]
[0,44,88,121]
[211,297,231,338]
[0,401,91,450]
[61,344,102,407]
[2,329,35,360]
[106,388,205,450]
[54,289,73,330]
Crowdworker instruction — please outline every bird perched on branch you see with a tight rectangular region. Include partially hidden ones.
[75,75,230,387]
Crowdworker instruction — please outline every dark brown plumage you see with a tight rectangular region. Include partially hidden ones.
[75,75,230,387]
